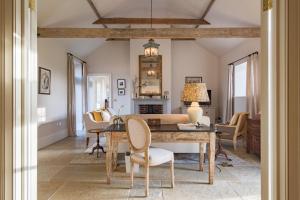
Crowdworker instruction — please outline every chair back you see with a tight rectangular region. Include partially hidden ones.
[236,112,249,133]
[83,112,95,130]
[126,117,151,153]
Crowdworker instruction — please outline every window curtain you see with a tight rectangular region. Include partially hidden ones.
[225,64,234,122]
[82,62,88,114]
[246,53,260,118]
[67,54,76,136]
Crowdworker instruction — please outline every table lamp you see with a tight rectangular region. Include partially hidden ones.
[181,83,210,123]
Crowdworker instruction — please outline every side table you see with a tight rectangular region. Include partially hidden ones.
[88,129,106,157]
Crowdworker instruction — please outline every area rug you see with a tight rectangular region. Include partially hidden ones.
[71,147,259,167]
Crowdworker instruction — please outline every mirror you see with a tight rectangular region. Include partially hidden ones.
[139,55,162,97]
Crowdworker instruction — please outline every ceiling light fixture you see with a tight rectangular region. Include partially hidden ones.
[143,0,160,57]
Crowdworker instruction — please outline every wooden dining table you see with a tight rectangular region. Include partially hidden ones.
[104,123,216,184]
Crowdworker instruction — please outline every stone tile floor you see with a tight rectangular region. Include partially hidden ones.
[38,137,261,200]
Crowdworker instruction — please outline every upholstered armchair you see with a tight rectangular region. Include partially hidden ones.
[215,112,249,150]
[126,117,175,197]
[83,111,111,148]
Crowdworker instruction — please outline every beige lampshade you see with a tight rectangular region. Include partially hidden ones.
[181,83,210,102]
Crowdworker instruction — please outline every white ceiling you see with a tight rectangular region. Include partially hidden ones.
[196,38,248,56]
[37,0,261,57]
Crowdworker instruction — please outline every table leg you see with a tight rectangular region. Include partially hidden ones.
[89,132,101,157]
[105,132,112,184]
[208,133,216,184]
[199,143,206,171]
[112,140,119,170]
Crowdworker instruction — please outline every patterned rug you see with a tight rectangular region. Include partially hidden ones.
[71,144,259,167]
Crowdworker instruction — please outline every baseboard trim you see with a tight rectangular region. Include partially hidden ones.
[38,129,68,149]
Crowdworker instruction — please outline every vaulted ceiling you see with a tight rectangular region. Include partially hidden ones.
[37,0,261,57]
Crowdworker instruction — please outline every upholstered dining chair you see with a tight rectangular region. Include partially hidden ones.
[126,117,175,197]
[215,112,249,150]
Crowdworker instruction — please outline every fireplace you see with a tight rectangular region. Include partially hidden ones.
[133,98,169,114]
[139,104,163,114]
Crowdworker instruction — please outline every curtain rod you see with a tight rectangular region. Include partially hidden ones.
[67,53,86,63]
[228,51,258,66]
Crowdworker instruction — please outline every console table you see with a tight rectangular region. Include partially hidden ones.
[105,124,216,184]
[247,117,261,157]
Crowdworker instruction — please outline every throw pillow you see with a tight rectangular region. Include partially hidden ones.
[92,111,103,122]
[101,110,111,122]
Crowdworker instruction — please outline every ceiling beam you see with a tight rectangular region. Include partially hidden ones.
[37,27,260,39]
[106,38,196,41]
[195,0,216,28]
[86,0,107,28]
[93,18,210,25]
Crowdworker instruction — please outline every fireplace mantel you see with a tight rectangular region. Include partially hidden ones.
[132,98,169,114]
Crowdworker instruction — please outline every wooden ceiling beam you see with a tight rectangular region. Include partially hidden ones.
[195,0,216,28]
[93,18,210,25]
[37,27,260,39]
[86,0,107,28]
[106,38,196,41]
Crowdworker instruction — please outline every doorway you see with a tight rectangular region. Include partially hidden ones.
[0,1,292,199]
[87,74,112,111]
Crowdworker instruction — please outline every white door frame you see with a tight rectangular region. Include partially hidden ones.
[261,0,289,199]
[0,0,37,200]
[1,0,296,199]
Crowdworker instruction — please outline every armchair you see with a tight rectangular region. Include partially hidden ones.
[215,112,249,150]
[83,111,111,148]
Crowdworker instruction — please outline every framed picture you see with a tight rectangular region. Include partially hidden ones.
[117,79,126,89]
[38,67,51,95]
[185,76,202,84]
[118,89,125,96]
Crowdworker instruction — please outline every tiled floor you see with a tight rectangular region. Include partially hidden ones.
[38,137,261,200]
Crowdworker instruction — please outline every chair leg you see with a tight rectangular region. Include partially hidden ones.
[130,161,134,188]
[170,159,175,188]
[233,137,237,150]
[144,164,149,197]
[86,137,90,148]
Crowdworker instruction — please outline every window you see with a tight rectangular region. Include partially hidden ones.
[74,59,84,131]
[234,61,247,97]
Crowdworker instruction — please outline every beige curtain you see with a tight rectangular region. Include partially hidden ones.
[225,64,234,122]
[67,54,76,136]
[82,62,88,114]
[246,53,260,118]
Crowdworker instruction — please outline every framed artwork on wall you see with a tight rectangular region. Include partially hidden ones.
[185,76,202,84]
[117,79,126,89]
[118,89,125,96]
[38,67,51,95]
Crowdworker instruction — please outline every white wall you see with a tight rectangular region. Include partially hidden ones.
[86,39,221,153]
[130,39,172,113]
[219,38,261,122]
[37,39,68,149]
[171,41,220,115]
[86,41,131,115]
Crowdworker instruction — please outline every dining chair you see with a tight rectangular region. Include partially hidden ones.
[125,117,175,197]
